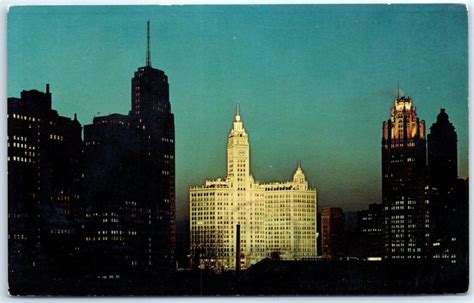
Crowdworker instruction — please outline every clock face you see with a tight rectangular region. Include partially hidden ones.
[238,150,245,156]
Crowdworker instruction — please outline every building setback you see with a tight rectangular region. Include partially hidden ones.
[320,207,345,259]
[83,22,175,282]
[190,107,317,271]
[381,95,429,260]
[8,85,83,290]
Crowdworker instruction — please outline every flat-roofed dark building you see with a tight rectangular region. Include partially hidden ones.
[357,203,383,259]
[321,207,345,260]
[8,84,83,292]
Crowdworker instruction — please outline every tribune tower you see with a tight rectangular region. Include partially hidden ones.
[381,95,429,260]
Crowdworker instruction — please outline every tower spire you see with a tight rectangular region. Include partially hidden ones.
[234,103,241,122]
[146,21,151,67]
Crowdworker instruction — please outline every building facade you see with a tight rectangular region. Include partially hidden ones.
[83,22,175,282]
[381,96,430,260]
[320,207,345,259]
[357,203,383,260]
[8,85,83,290]
[190,107,317,271]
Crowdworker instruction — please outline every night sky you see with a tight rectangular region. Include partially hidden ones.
[8,5,468,222]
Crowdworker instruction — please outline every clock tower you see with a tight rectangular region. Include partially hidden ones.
[190,104,317,270]
[227,104,251,189]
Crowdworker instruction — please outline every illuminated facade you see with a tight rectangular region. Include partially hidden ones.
[261,168,317,261]
[190,107,317,271]
[381,96,430,260]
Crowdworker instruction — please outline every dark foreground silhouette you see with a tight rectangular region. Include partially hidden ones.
[9,258,468,296]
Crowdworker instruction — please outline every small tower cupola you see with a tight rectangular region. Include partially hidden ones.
[293,161,307,187]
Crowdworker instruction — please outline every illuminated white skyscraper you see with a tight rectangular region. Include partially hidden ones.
[190,106,317,271]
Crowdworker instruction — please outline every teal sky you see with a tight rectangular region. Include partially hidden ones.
[8,5,468,221]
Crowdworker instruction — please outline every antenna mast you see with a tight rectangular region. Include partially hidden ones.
[146,21,151,67]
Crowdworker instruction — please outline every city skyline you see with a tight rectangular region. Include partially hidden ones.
[6,4,469,296]
[8,5,468,221]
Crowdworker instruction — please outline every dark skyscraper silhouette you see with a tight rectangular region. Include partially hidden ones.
[129,21,176,272]
[8,85,83,293]
[381,95,429,260]
[83,21,175,285]
[428,108,458,194]
[428,108,466,265]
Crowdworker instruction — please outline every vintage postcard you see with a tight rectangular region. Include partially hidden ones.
[6,4,469,296]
